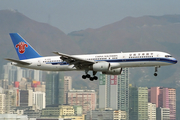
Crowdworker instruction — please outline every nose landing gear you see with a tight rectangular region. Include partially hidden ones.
[154,73,158,76]
[154,66,160,76]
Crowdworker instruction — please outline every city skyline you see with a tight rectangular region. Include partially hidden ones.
[0,62,177,120]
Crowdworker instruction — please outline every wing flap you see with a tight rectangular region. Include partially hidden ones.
[5,58,31,65]
[53,51,94,68]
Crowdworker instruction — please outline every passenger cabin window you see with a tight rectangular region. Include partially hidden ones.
[165,55,172,57]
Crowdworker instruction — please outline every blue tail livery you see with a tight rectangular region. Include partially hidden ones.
[9,33,42,60]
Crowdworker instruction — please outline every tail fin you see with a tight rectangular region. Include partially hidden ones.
[9,33,42,60]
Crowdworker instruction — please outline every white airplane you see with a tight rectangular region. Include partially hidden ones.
[6,33,177,81]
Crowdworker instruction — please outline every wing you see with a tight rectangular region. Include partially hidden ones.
[53,52,94,69]
[5,58,31,65]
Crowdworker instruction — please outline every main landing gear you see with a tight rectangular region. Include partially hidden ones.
[82,71,98,81]
[154,66,160,76]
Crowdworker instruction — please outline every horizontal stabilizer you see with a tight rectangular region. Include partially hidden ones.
[5,58,31,65]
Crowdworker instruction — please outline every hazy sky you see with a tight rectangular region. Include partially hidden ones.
[1,0,180,34]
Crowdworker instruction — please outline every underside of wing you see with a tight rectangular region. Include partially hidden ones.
[5,58,31,65]
[53,51,94,69]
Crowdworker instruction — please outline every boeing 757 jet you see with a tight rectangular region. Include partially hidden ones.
[6,33,177,81]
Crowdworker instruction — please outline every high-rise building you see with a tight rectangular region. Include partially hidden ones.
[163,88,169,108]
[46,72,64,106]
[0,79,8,89]
[98,68,129,118]
[129,86,148,120]
[33,91,45,110]
[99,74,117,109]
[4,88,20,113]
[99,74,107,109]
[129,86,138,120]
[0,94,5,114]
[64,76,72,104]
[118,68,129,119]
[19,89,33,107]
[149,87,169,108]
[67,90,96,114]
[3,63,20,84]
[168,88,176,120]
[156,107,170,120]
[148,103,156,120]
[109,75,118,109]
[138,87,148,120]
[148,87,176,120]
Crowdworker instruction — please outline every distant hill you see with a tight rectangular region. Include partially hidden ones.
[69,15,180,53]
[0,10,81,67]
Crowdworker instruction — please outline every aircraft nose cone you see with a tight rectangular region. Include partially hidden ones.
[173,58,178,64]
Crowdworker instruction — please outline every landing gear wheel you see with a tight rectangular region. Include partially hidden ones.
[154,73,158,76]
[94,76,98,80]
[86,74,90,78]
[82,75,86,79]
[90,77,94,81]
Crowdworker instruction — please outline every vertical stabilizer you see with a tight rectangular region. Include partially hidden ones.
[9,33,42,60]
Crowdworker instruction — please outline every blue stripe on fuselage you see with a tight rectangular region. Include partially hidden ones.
[105,58,177,64]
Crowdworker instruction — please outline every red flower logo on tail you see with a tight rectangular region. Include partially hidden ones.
[16,42,28,54]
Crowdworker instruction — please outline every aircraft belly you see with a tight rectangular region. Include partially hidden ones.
[47,64,76,71]
[18,64,77,71]
[120,61,171,67]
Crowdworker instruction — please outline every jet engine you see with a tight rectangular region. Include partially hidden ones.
[102,68,122,75]
[92,62,110,72]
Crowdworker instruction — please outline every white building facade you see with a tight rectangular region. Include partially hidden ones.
[148,103,156,120]
[33,91,45,110]
[0,94,5,114]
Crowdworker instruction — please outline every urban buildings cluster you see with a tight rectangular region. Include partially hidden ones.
[0,63,176,120]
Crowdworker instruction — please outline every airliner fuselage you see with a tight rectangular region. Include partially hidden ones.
[14,51,176,71]
[7,33,178,81]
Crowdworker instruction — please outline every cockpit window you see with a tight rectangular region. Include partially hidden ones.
[165,55,172,57]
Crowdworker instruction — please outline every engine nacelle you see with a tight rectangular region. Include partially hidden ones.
[102,68,122,75]
[110,63,121,69]
[93,62,110,72]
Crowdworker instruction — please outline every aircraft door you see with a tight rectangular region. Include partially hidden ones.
[122,56,126,61]
[37,60,41,66]
[156,54,160,61]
